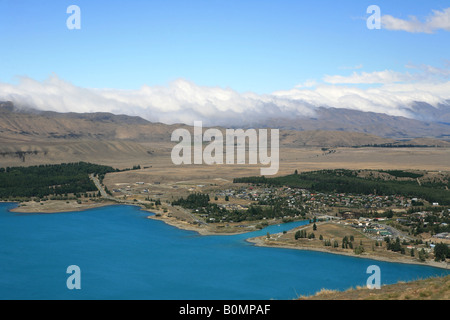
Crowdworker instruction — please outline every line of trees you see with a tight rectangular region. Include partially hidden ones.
[295,230,315,240]
[172,193,210,209]
[352,144,439,148]
[0,162,117,199]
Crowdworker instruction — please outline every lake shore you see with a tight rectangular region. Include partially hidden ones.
[142,209,450,270]
[7,199,117,214]
[145,209,256,236]
[5,200,251,235]
[246,236,450,270]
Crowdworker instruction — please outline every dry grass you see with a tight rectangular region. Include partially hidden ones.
[252,221,447,267]
[300,275,450,300]
[11,199,115,213]
[270,221,373,252]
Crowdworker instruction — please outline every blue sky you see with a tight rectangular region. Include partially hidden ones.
[0,0,448,93]
[0,1,449,125]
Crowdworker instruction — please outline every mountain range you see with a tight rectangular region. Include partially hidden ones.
[1,100,449,167]
[2,100,450,140]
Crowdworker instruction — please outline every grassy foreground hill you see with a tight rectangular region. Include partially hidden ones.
[300,274,450,300]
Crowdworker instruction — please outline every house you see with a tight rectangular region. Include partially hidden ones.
[342,212,355,220]
[434,232,450,240]
[379,230,392,237]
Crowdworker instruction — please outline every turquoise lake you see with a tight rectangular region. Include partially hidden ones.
[0,202,448,300]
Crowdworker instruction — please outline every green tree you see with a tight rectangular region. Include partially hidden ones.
[354,245,364,255]
[419,248,427,262]
[434,243,450,262]
[390,237,402,252]
[385,210,394,219]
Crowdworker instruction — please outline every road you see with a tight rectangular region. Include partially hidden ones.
[89,174,207,225]
[89,174,115,201]
[378,223,414,241]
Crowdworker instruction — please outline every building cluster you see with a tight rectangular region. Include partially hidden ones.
[337,217,393,239]
[216,185,417,213]
[434,232,450,240]
[395,210,449,229]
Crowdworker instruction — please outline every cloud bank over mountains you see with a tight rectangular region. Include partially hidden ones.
[1,65,450,127]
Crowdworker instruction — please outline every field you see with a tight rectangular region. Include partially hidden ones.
[100,146,450,201]
[9,199,114,213]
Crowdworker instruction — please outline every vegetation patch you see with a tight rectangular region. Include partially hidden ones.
[0,162,117,199]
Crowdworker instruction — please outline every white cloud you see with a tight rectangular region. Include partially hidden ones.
[1,67,450,126]
[323,70,412,84]
[294,79,318,88]
[273,81,450,118]
[323,64,450,84]
[0,76,316,126]
[338,64,363,70]
[382,7,450,33]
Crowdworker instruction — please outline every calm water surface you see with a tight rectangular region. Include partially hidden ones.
[0,203,448,300]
